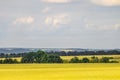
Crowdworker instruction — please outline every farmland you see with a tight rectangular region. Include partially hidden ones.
[1,55,120,62]
[61,55,120,59]
[0,64,120,80]
[61,55,120,62]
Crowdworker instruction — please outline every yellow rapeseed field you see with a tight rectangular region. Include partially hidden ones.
[0,63,120,80]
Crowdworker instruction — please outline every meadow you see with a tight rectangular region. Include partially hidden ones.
[0,63,120,80]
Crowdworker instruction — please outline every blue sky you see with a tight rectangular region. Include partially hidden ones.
[0,0,120,49]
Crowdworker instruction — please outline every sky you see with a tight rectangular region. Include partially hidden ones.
[0,0,120,49]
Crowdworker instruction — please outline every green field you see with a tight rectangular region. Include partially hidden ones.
[0,64,120,80]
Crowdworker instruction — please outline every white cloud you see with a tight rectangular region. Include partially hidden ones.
[42,7,51,13]
[13,16,34,25]
[44,13,70,26]
[86,23,120,30]
[42,0,73,3]
[90,0,120,6]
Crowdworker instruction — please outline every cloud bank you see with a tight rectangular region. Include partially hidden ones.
[42,7,52,13]
[90,0,120,6]
[42,0,73,3]
[86,23,120,30]
[13,16,34,25]
[44,13,70,26]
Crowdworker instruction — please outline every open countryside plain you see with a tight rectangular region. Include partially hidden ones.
[1,55,119,62]
[0,64,120,80]
[61,55,120,62]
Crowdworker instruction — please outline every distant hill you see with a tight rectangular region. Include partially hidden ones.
[0,48,120,54]
[0,48,38,53]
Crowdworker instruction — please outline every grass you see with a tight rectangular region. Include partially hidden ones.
[0,63,120,80]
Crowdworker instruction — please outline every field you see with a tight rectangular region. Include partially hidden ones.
[61,55,120,62]
[61,55,120,59]
[1,55,120,62]
[0,64,120,80]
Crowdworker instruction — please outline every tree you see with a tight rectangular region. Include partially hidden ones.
[81,57,90,63]
[21,52,35,63]
[3,58,13,64]
[21,50,52,63]
[13,59,19,63]
[0,60,3,64]
[100,57,110,63]
[69,57,80,63]
[34,50,48,63]
[3,58,18,64]
[91,56,99,63]
[47,54,63,63]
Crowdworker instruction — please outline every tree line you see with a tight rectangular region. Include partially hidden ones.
[49,50,120,56]
[69,56,118,63]
[0,50,120,58]
[0,50,63,64]
[0,50,119,64]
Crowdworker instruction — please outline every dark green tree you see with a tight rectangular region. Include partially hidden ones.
[69,57,80,63]
[21,50,50,63]
[100,57,110,63]
[21,52,35,63]
[13,59,19,63]
[0,60,3,64]
[34,50,48,63]
[91,56,99,63]
[3,58,18,64]
[3,58,12,64]
[81,57,90,63]
[47,54,63,63]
